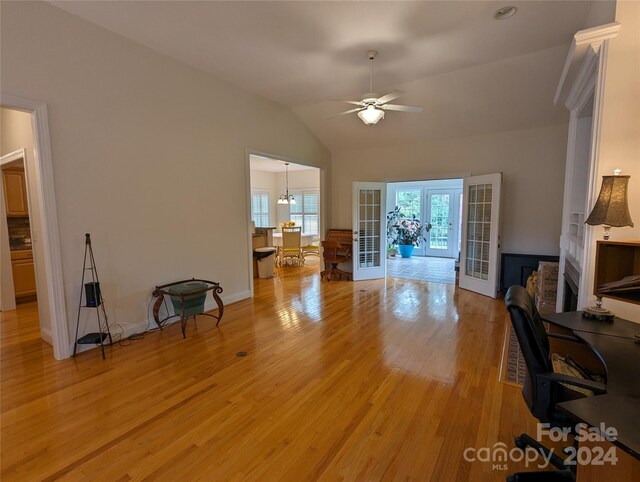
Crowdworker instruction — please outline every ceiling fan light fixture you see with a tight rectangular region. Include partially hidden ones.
[358,105,385,125]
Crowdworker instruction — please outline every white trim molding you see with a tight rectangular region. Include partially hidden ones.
[1,148,27,166]
[1,93,70,360]
[554,24,616,313]
[554,22,620,106]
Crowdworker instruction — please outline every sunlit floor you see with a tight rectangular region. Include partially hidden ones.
[1,262,537,481]
[387,255,456,285]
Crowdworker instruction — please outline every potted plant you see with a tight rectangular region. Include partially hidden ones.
[386,207,401,257]
[396,215,432,258]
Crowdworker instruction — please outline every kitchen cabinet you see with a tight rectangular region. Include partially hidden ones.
[11,250,37,299]
[2,167,29,216]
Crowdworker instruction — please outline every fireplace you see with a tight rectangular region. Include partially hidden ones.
[563,258,580,312]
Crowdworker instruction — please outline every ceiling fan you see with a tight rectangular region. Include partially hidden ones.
[332,50,423,126]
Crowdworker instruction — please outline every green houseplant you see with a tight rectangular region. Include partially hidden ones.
[396,215,431,258]
[386,207,401,257]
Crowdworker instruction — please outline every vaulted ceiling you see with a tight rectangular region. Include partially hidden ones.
[50,1,605,151]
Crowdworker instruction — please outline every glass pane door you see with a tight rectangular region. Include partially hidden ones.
[352,182,386,280]
[425,189,454,257]
[358,189,381,268]
[459,173,502,298]
[465,184,492,280]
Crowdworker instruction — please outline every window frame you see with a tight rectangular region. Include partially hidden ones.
[288,188,320,235]
[250,189,270,228]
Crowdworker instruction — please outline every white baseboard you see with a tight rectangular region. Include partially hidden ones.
[40,327,53,345]
[69,289,252,356]
[215,290,252,307]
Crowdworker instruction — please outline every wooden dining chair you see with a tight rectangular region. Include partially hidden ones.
[280,226,303,266]
[302,236,320,263]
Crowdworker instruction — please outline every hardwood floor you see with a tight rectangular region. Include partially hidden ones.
[1,265,539,481]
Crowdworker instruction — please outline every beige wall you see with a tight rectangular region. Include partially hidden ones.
[0,1,330,346]
[0,108,52,340]
[331,124,568,256]
[584,0,640,321]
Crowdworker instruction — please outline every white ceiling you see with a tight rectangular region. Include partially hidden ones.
[250,155,316,173]
[50,0,601,151]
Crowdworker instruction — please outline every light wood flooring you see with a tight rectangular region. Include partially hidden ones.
[1,264,539,481]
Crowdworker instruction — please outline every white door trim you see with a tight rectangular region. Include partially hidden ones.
[0,93,69,360]
[0,148,26,165]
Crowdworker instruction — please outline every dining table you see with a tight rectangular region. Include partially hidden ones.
[271,232,317,247]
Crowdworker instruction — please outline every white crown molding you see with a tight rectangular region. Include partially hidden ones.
[565,48,598,111]
[554,22,620,106]
[573,22,622,46]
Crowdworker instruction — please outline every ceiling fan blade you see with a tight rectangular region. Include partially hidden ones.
[381,104,423,113]
[376,90,404,104]
[328,107,364,119]
[331,99,365,106]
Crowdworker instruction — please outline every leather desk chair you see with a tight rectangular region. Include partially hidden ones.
[504,285,606,482]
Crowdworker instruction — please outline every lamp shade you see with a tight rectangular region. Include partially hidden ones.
[358,105,384,125]
[585,175,634,228]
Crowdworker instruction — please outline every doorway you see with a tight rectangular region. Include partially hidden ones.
[0,97,68,360]
[386,179,463,285]
[247,153,323,293]
[1,108,47,343]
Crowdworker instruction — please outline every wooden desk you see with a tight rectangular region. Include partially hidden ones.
[325,229,353,273]
[325,229,353,258]
[542,311,640,477]
[543,311,640,340]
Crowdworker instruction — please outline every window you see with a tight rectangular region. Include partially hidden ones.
[396,188,421,218]
[251,190,270,227]
[289,189,319,234]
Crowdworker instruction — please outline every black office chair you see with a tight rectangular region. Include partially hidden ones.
[504,285,606,482]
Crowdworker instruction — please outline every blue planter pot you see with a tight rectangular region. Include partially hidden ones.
[398,244,415,258]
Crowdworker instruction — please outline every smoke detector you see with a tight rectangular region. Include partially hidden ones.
[494,6,518,20]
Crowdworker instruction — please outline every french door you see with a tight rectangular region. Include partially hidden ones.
[352,182,386,280]
[392,185,462,259]
[459,173,502,298]
[425,189,456,258]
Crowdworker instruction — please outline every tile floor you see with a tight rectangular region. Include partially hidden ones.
[387,255,457,285]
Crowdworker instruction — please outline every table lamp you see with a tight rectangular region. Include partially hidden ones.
[585,170,634,240]
[583,170,634,320]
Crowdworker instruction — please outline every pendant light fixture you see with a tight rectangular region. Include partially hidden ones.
[277,162,296,205]
[358,51,384,126]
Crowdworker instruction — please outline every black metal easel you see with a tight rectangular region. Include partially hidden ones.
[73,233,112,359]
